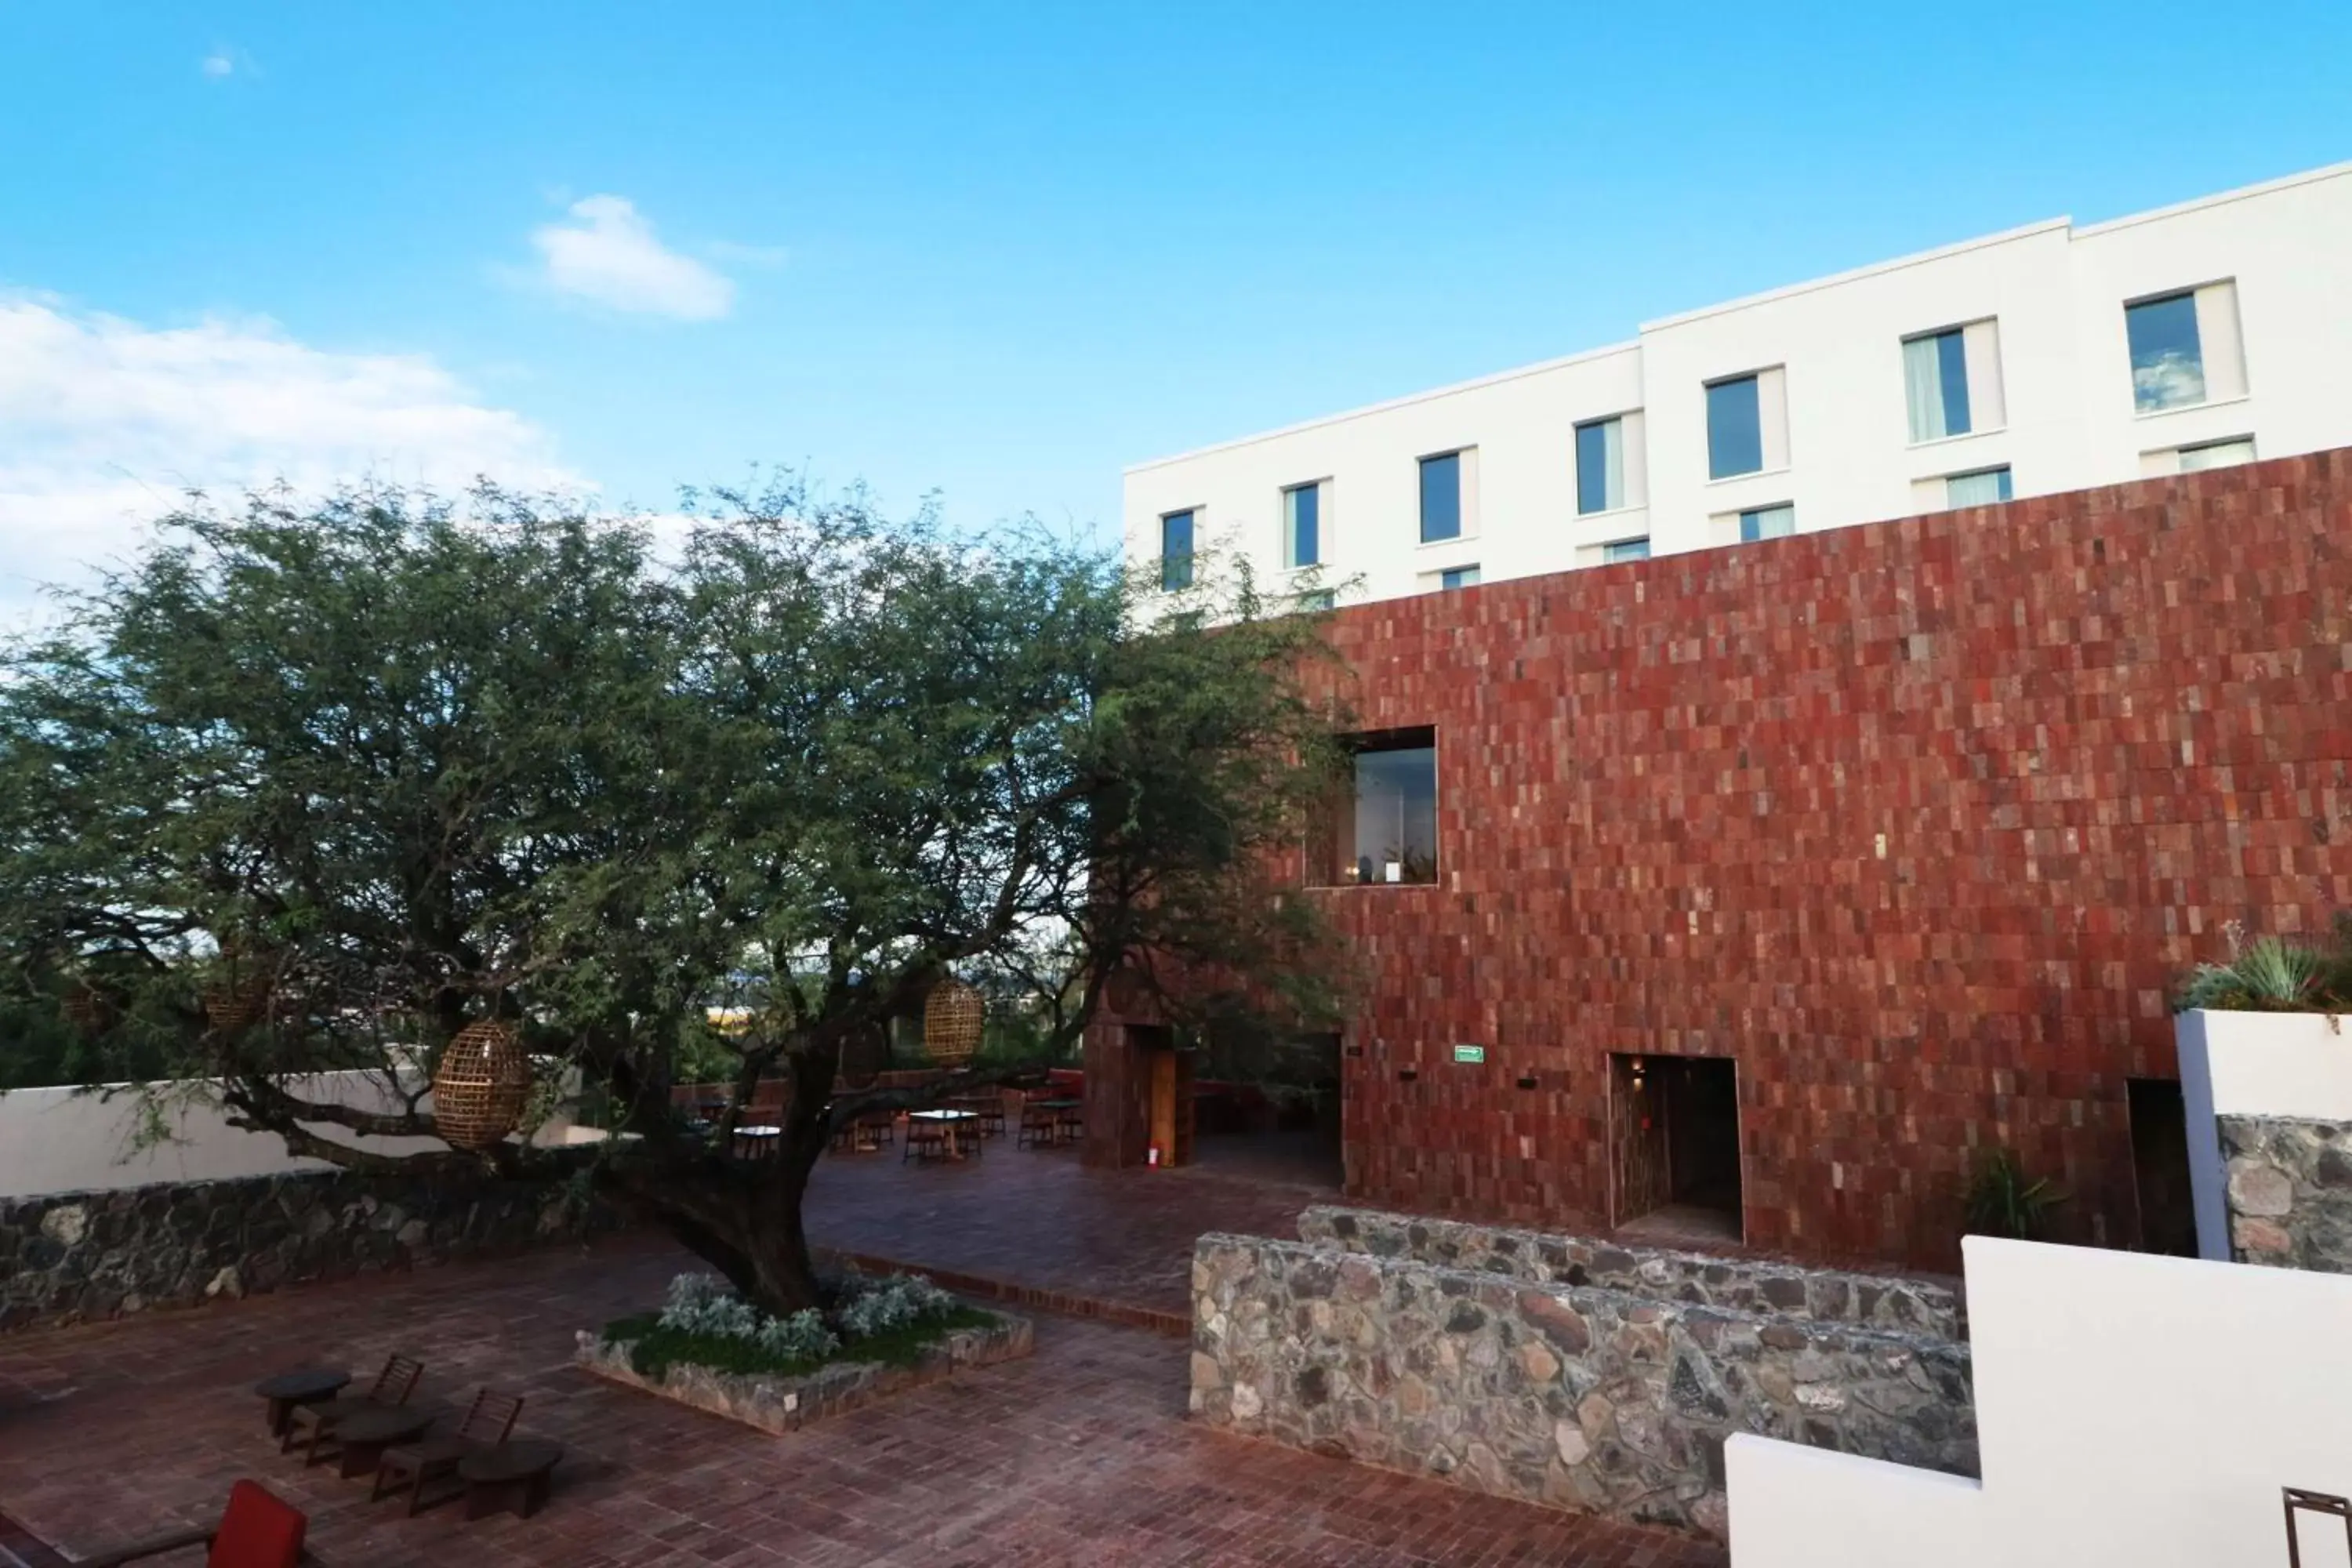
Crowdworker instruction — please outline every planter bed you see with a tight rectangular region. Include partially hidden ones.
[575,1301,1032,1434]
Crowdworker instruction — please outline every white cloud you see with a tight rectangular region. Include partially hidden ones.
[531,195,735,321]
[201,47,240,78]
[0,296,575,607]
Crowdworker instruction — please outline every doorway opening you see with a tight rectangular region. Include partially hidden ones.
[1611,1052,1744,1245]
[2128,1077,2198,1256]
[1189,1028,1345,1191]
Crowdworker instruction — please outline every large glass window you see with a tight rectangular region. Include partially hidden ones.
[1160,510,1194,591]
[1345,736,1437,886]
[2127,292,2205,412]
[1576,416,1625,514]
[1418,452,1462,543]
[1283,482,1321,568]
[1903,329,1973,441]
[1945,467,2013,507]
[1706,376,1763,479]
[1738,505,1795,543]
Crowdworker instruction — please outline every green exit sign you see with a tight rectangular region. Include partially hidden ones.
[1452,1044,1486,1065]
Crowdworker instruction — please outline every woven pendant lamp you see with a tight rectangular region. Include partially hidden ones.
[432,1021,532,1151]
[202,979,270,1030]
[59,983,108,1033]
[922,980,985,1067]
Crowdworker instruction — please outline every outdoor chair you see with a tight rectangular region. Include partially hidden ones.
[1016,1099,1058,1149]
[904,1119,948,1162]
[956,1094,1007,1139]
[74,1479,309,1567]
[856,1107,896,1147]
[284,1352,423,1464]
[370,1388,524,1515]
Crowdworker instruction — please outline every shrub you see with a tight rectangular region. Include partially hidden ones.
[1963,1149,2066,1240]
[754,1308,840,1361]
[837,1273,960,1340]
[2175,917,2352,1014]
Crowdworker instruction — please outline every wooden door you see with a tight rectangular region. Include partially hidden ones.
[1610,1054,1670,1226]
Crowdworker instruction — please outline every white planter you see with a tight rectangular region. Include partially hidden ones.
[2174,1008,2352,1260]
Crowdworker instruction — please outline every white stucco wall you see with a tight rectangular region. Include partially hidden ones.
[1727,1236,2352,1568]
[0,1069,582,1199]
[1126,160,2352,608]
[2176,1008,2352,1261]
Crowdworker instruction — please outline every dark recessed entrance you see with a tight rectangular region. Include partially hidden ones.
[1189,1029,1345,1189]
[2128,1077,2198,1257]
[1611,1053,1744,1245]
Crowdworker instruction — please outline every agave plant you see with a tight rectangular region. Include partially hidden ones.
[2176,933,2325,1011]
[1963,1149,2066,1241]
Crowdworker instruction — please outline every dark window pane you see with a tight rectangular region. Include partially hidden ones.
[1738,505,1794,543]
[1352,745,1437,884]
[1706,377,1762,478]
[1419,452,1461,542]
[1575,419,1614,514]
[1439,566,1479,590]
[1286,484,1319,567]
[1160,510,1193,591]
[1602,537,1650,564]
[2126,292,2205,412]
[1936,330,1973,437]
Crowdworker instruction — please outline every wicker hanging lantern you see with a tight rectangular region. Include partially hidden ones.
[923,979,985,1067]
[431,1021,532,1151]
[202,979,270,1030]
[59,983,108,1033]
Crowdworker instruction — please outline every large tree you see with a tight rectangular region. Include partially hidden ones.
[0,483,1345,1312]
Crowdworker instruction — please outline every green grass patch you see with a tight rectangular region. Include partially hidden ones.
[601,1305,1000,1383]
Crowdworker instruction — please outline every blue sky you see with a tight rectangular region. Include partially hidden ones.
[2,2,2347,598]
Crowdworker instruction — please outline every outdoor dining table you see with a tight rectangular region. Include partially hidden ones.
[908,1108,979,1159]
[253,1367,350,1439]
[732,1123,782,1160]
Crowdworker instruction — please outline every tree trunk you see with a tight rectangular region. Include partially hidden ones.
[595,1042,838,1316]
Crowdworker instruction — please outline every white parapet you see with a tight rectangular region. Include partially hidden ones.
[1728,1236,2352,1567]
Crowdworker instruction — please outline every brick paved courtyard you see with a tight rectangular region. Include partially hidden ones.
[803,1134,1340,1323]
[0,1228,1724,1567]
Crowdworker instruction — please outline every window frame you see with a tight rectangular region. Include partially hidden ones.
[1158,508,1196,592]
[1417,449,1468,543]
[2124,289,2208,416]
[1308,726,1441,889]
[1704,372,1768,481]
[1282,480,1323,569]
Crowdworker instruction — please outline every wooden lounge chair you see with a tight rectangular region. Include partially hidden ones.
[285,1352,423,1465]
[369,1388,524,1515]
[74,1479,309,1566]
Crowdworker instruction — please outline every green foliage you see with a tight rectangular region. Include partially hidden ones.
[0,478,1346,1310]
[1962,1148,2067,1241]
[2175,921,2352,1013]
[604,1303,996,1382]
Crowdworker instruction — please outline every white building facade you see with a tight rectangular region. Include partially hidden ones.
[1124,161,2352,606]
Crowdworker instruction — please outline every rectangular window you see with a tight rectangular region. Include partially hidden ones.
[1705,369,1786,479]
[1343,733,1438,886]
[1418,452,1462,543]
[1296,588,1337,612]
[1737,504,1795,543]
[1706,376,1763,478]
[1602,537,1650,563]
[1945,467,2013,507]
[1576,416,1625,514]
[1159,510,1194,591]
[2127,291,2205,412]
[1439,565,1479,591]
[1283,482,1321,568]
[1903,328,1973,441]
[2177,437,2256,473]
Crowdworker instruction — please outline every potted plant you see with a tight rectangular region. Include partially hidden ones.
[2173,920,2352,1261]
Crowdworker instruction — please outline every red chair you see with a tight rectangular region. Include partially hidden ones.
[74,1479,308,1566]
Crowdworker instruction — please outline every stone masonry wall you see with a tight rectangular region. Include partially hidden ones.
[2219,1115,2352,1272]
[1190,1232,1975,1539]
[1298,1206,1962,1338]
[0,1163,613,1333]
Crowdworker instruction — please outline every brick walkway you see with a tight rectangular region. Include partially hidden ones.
[803,1134,1338,1324]
[0,1237,1723,1567]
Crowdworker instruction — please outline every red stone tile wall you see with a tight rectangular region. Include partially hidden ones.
[1308,449,2352,1271]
